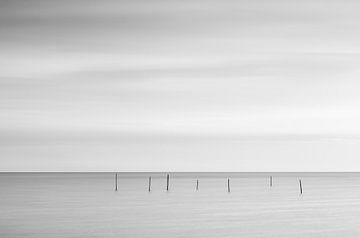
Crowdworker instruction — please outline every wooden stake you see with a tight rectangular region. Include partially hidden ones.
[270,176,272,187]
[299,179,303,195]
[196,179,199,191]
[166,174,170,191]
[148,176,151,192]
[227,178,230,193]
[115,173,118,191]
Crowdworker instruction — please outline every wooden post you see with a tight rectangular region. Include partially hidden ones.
[270,176,272,187]
[148,176,152,192]
[299,179,303,195]
[196,179,199,191]
[166,174,170,191]
[115,173,118,191]
[227,178,230,193]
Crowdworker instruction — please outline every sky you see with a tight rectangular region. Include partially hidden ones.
[2,0,360,171]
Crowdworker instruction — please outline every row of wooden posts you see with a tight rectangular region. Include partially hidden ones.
[115,174,303,195]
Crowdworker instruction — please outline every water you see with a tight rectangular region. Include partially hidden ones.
[1,172,360,237]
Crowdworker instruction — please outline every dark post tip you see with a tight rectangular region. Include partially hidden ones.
[166,174,170,191]
[148,176,151,192]
[115,173,118,191]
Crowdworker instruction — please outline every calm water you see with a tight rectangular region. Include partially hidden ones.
[1,172,360,237]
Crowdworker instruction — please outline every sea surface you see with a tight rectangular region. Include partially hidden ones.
[1,172,360,237]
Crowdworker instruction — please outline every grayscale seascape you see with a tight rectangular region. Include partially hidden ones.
[2,0,360,236]
[2,172,360,237]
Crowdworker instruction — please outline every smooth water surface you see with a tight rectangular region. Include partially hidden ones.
[1,172,360,237]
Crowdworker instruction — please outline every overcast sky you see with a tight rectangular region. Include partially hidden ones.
[2,0,360,171]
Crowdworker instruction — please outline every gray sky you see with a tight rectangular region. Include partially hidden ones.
[2,0,360,171]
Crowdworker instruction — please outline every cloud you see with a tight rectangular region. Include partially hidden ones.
[2,0,360,170]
